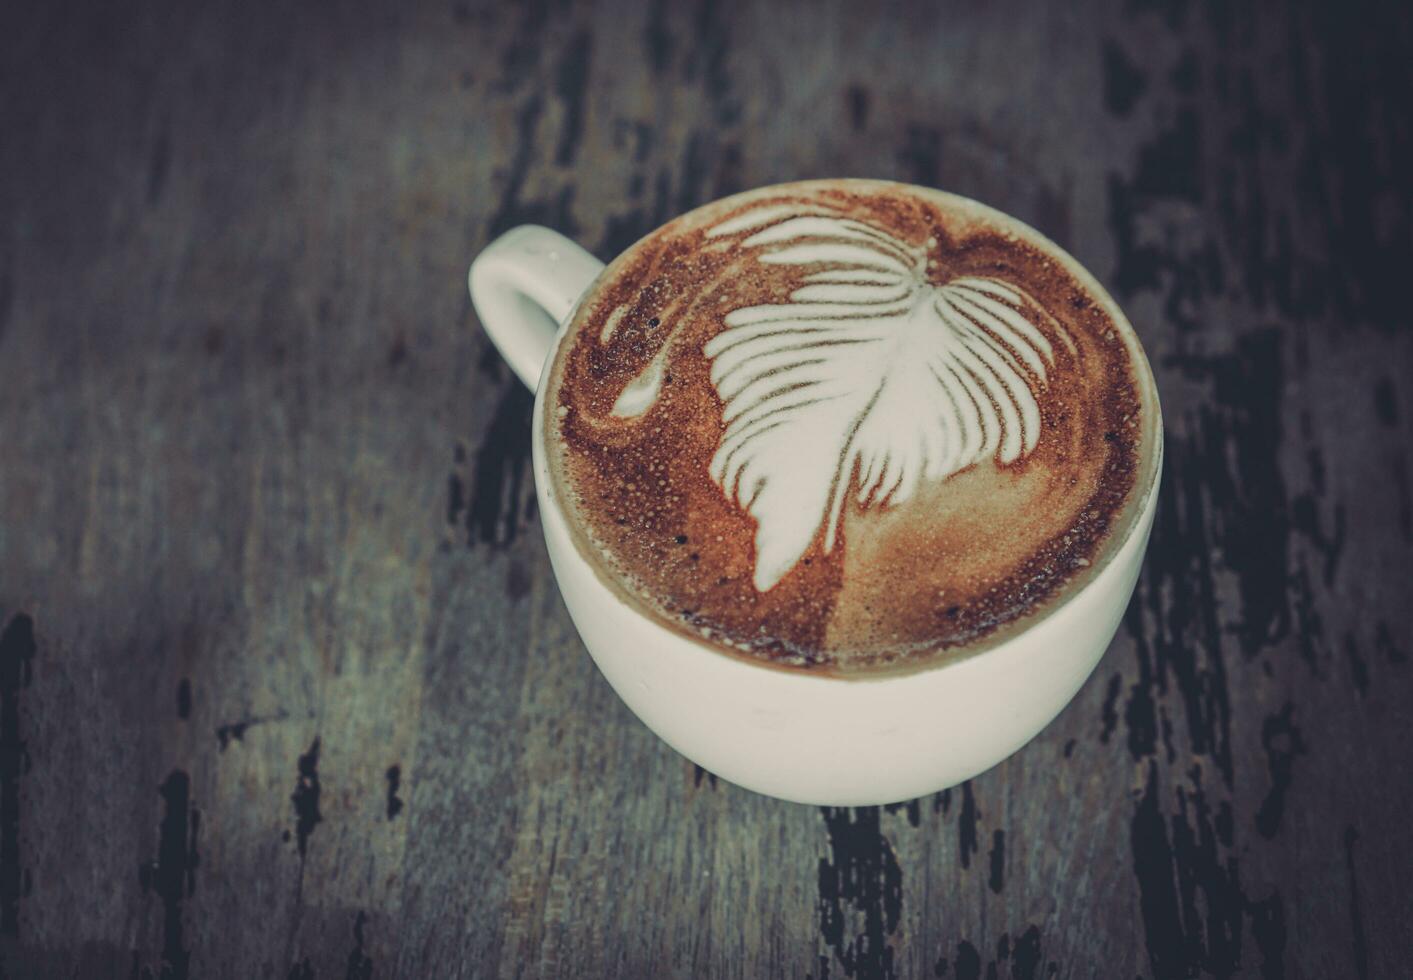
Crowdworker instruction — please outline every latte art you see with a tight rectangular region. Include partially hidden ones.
[546,181,1151,673]
[700,208,1071,590]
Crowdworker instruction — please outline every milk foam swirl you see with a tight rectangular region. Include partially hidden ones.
[611,205,1076,591]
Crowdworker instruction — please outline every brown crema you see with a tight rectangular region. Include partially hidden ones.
[544,181,1150,674]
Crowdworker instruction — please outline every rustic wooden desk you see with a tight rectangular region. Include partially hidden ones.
[2,1,1409,976]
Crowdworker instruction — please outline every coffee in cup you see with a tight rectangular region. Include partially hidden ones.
[470,178,1162,803]
[543,180,1152,674]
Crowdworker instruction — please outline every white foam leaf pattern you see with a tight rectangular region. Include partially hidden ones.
[703,208,1069,591]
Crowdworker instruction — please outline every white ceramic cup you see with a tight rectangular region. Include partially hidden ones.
[469,186,1162,806]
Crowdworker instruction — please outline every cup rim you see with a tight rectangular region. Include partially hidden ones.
[534,178,1164,682]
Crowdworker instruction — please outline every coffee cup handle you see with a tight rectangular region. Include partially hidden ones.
[468,225,605,391]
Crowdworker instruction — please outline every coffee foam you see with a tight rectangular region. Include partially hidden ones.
[544,181,1155,674]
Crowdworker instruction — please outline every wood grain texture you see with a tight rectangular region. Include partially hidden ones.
[1,0,1410,977]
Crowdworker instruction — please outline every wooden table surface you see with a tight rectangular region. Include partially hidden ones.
[2,1,1410,977]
